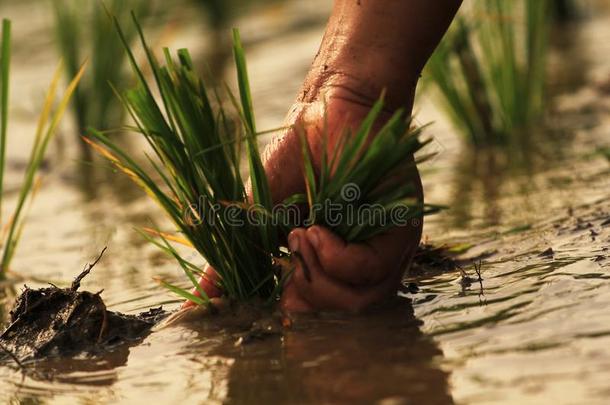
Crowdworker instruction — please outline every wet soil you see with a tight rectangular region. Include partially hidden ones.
[0,252,167,364]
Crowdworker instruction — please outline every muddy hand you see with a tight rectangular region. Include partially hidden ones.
[264,0,462,313]
[265,93,423,314]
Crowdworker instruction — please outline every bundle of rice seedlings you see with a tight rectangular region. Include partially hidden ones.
[88,16,438,306]
[87,16,281,304]
[51,0,149,157]
[425,0,550,147]
[0,19,86,279]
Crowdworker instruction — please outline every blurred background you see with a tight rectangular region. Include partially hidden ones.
[0,0,609,404]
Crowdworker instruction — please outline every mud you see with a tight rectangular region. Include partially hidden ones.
[0,252,167,363]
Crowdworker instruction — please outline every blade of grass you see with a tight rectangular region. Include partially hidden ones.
[156,279,207,306]
[0,19,10,226]
[232,28,277,254]
[1,61,87,271]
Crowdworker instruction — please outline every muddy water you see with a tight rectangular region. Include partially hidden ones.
[1,1,610,404]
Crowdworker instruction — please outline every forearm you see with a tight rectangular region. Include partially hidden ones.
[299,0,463,113]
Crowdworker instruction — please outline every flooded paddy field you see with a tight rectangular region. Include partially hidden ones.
[0,0,609,403]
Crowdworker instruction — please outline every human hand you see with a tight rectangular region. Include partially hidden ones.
[265,92,423,313]
[184,0,465,310]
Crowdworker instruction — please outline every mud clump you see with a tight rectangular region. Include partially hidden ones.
[0,249,166,362]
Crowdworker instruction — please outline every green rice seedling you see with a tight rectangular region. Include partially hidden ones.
[0,19,10,221]
[0,19,86,279]
[88,16,440,306]
[87,16,281,303]
[425,0,550,147]
[51,0,149,157]
[295,101,442,242]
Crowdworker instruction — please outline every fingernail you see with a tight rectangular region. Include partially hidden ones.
[288,232,300,253]
[308,227,320,250]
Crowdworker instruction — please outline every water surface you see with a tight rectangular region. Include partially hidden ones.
[1,1,610,404]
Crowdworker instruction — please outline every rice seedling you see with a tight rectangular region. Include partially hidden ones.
[51,0,149,157]
[0,19,86,280]
[0,20,10,221]
[88,16,440,306]
[425,0,550,147]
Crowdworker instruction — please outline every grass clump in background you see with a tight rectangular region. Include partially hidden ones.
[0,19,86,280]
[51,0,149,158]
[425,0,550,147]
[89,16,438,306]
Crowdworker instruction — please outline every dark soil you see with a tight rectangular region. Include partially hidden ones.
[409,244,461,277]
[0,250,167,363]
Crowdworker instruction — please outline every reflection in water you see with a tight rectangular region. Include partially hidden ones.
[448,147,540,229]
[0,344,130,403]
[1,299,453,404]
[450,150,505,228]
[205,300,454,404]
[446,121,578,230]
[8,347,131,386]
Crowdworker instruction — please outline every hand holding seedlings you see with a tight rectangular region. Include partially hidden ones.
[261,0,461,313]
[187,0,461,313]
[275,99,427,313]
[185,98,430,313]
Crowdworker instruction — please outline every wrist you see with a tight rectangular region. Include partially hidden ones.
[298,0,462,113]
[298,6,420,113]
[300,59,418,115]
